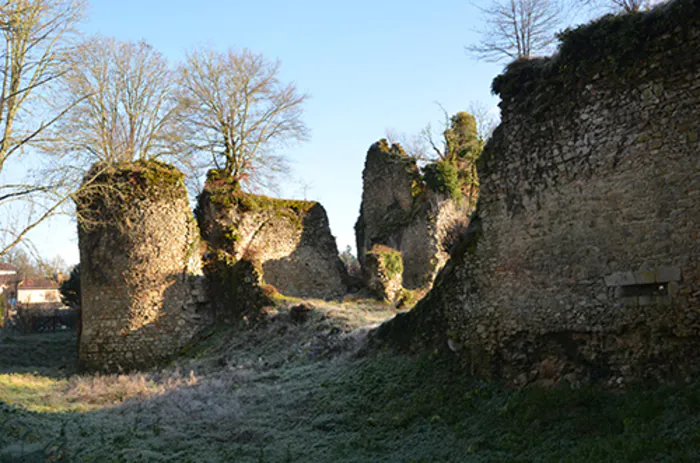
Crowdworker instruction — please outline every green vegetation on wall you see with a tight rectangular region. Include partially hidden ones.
[77,160,187,233]
[202,250,273,322]
[89,160,184,197]
[422,160,462,201]
[417,112,483,204]
[202,168,317,215]
[369,245,404,279]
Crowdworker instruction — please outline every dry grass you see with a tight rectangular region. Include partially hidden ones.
[0,369,200,413]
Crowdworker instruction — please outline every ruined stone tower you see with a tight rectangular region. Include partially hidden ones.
[77,161,209,372]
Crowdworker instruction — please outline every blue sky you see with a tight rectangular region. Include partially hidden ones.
[27,0,507,265]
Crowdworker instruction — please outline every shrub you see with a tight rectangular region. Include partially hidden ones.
[422,160,462,201]
[369,245,404,279]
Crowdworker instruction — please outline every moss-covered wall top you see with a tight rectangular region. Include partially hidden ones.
[379,0,700,387]
[490,0,700,130]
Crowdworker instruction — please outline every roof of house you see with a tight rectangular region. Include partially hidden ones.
[0,274,19,286]
[0,263,17,272]
[18,278,59,290]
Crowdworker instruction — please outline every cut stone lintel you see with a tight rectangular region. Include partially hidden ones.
[604,266,681,287]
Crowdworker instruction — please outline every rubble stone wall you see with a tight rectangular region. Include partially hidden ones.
[78,162,210,372]
[378,1,700,386]
[355,141,468,290]
[197,178,348,320]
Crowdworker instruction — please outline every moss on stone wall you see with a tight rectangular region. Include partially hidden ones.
[203,250,273,322]
[422,160,462,202]
[198,171,349,302]
[491,0,700,120]
[202,169,316,216]
[78,160,187,234]
[369,245,404,279]
[87,160,184,198]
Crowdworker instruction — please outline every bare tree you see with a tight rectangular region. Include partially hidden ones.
[45,36,179,167]
[387,102,496,165]
[466,0,566,62]
[37,36,195,236]
[582,0,658,13]
[467,101,499,142]
[175,47,309,191]
[0,0,84,258]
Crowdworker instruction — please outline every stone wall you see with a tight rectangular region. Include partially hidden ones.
[355,140,468,291]
[78,161,210,372]
[378,1,700,386]
[197,174,348,320]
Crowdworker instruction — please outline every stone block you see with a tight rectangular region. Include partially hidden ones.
[604,271,635,287]
[656,266,681,283]
[667,281,680,298]
[634,271,656,285]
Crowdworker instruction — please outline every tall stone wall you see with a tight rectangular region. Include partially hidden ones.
[78,161,210,372]
[378,1,700,386]
[197,174,348,320]
[355,140,467,291]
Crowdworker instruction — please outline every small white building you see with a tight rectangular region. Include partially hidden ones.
[0,262,17,277]
[17,278,62,306]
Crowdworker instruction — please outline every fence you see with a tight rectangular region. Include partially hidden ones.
[6,307,79,335]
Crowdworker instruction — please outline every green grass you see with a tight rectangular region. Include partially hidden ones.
[2,301,700,462]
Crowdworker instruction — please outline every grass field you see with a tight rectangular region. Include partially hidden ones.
[1,299,700,462]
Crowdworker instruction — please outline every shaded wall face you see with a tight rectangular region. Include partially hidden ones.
[79,176,209,372]
[433,26,700,384]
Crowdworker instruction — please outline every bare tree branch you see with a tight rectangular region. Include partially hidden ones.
[0,0,85,257]
[43,36,180,167]
[466,0,566,62]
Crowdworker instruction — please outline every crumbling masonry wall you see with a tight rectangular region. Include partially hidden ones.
[197,175,348,320]
[379,1,700,386]
[355,140,467,291]
[78,162,210,372]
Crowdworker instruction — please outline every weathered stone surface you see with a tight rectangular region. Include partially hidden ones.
[197,175,348,318]
[355,140,469,290]
[77,161,211,372]
[378,1,700,386]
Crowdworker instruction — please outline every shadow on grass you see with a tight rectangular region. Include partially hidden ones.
[2,309,700,462]
[0,330,78,378]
